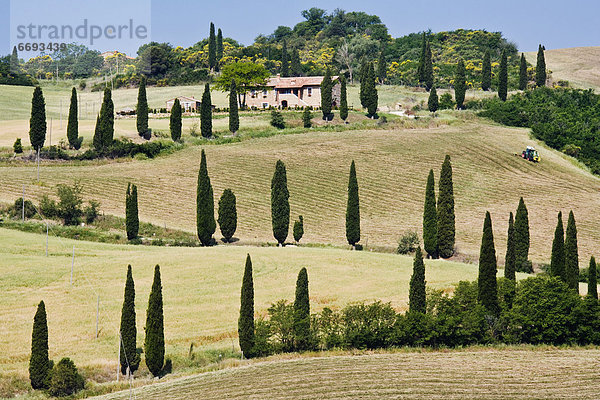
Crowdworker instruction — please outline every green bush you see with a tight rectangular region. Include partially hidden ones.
[39,195,58,219]
[84,200,100,224]
[438,93,454,110]
[48,357,85,397]
[57,182,84,226]
[397,230,420,254]
[270,110,285,129]
[11,198,36,219]
[13,138,23,154]
[341,301,396,349]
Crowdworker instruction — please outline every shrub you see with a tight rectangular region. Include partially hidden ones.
[48,358,85,397]
[13,138,23,154]
[397,230,420,254]
[438,93,454,110]
[270,110,285,129]
[84,200,100,224]
[11,198,36,219]
[39,195,58,219]
[57,182,84,225]
[342,302,396,349]
[266,300,295,353]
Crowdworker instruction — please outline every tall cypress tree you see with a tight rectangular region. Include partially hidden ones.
[29,86,46,151]
[208,23,216,71]
[514,197,531,273]
[481,51,491,91]
[125,183,139,240]
[99,88,114,148]
[10,46,19,73]
[346,160,360,247]
[271,160,290,246]
[409,247,426,314]
[339,75,348,122]
[437,155,455,258]
[136,76,148,137]
[293,267,311,351]
[505,212,516,281]
[550,211,565,280]
[120,265,139,375]
[423,169,438,258]
[229,80,239,134]
[320,68,333,120]
[217,188,237,242]
[519,53,528,90]
[498,50,508,101]
[280,40,289,77]
[291,48,303,77]
[366,63,378,118]
[238,254,255,357]
[359,61,368,108]
[201,83,212,138]
[478,212,499,315]
[29,300,51,389]
[417,32,427,84]
[427,86,438,112]
[293,215,304,243]
[67,87,82,149]
[424,40,433,91]
[144,265,164,377]
[216,28,223,70]
[588,257,598,300]
[535,44,546,87]
[564,210,579,292]
[169,98,182,142]
[454,59,466,109]
[196,149,216,246]
[93,114,102,150]
[302,107,312,128]
[377,44,387,84]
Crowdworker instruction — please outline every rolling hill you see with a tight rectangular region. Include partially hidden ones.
[525,46,600,89]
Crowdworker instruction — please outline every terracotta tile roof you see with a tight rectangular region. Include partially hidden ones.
[166,96,200,103]
[266,75,339,89]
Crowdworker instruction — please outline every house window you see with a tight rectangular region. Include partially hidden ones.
[280,89,292,94]
[262,102,269,108]
[263,90,268,98]
[307,87,312,97]
[251,90,256,98]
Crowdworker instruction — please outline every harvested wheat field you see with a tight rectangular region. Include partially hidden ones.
[93,348,600,400]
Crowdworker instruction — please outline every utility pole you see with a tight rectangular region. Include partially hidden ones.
[22,185,25,222]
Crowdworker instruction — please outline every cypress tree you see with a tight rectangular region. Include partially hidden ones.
[93,114,102,150]
[119,265,139,375]
[208,22,216,71]
[481,51,491,91]
[377,45,387,84]
[29,86,46,151]
[293,267,311,351]
[519,53,528,90]
[564,210,579,292]
[339,75,348,122]
[550,211,565,280]
[359,61,369,108]
[346,160,360,247]
[513,197,531,273]
[417,32,427,84]
[505,212,516,281]
[67,87,82,149]
[366,62,379,118]
[10,46,19,73]
[29,300,51,389]
[454,59,466,109]
[293,215,304,243]
[498,50,508,102]
[217,188,237,242]
[136,76,148,137]
[302,107,312,128]
[320,68,333,120]
[271,160,290,246]
[423,169,438,258]
[99,88,114,148]
[427,86,438,112]
[196,149,216,246]
[125,183,139,240]
[238,254,255,358]
[169,98,182,142]
[588,256,598,300]
[437,155,455,258]
[216,28,223,70]
[229,80,239,134]
[280,40,289,77]
[424,40,433,91]
[478,212,499,314]
[200,83,212,138]
[291,48,303,77]
[144,265,164,377]
[409,247,426,314]
[535,44,546,87]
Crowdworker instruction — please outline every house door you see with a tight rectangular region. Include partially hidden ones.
[281,100,288,108]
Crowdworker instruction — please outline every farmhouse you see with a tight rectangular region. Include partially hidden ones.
[166,96,202,112]
[246,74,341,109]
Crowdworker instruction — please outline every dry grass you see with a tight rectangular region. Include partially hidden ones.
[525,46,600,89]
[92,348,600,399]
[0,227,485,380]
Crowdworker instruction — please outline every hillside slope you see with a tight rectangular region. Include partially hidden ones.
[0,120,598,263]
[525,46,600,89]
[93,349,600,400]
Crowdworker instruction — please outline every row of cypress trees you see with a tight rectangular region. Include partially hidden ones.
[208,23,224,72]
[238,254,311,357]
[279,39,303,77]
[549,210,581,290]
[358,62,379,118]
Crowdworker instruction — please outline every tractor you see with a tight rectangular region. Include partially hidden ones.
[521,146,540,162]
